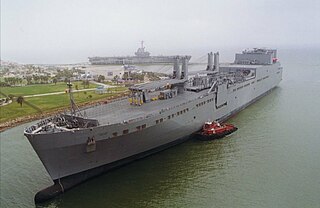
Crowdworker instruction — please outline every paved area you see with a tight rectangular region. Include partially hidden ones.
[24,88,95,98]
[89,80,116,88]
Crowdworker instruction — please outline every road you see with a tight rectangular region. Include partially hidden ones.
[24,81,116,98]
[24,88,95,98]
[89,80,116,88]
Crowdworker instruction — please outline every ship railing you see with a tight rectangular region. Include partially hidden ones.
[24,117,54,134]
[79,96,129,118]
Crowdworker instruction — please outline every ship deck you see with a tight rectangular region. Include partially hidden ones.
[82,90,208,126]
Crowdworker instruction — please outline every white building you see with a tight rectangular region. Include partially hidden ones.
[85,65,124,80]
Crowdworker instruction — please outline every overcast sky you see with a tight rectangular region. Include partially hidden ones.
[1,0,319,64]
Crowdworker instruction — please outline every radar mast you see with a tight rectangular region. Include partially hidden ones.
[67,81,82,117]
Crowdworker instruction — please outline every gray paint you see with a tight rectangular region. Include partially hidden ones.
[25,48,282,182]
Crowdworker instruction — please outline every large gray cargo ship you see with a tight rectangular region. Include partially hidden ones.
[24,48,282,203]
[88,41,191,65]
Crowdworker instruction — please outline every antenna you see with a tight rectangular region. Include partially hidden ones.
[67,80,82,117]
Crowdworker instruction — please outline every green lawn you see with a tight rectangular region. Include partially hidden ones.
[0,81,97,97]
[0,87,128,123]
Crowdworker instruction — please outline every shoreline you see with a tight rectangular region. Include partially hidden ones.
[0,93,129,133]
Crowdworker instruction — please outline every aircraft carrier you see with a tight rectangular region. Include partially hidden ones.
[88,41,191,65]
[24,48,282,203]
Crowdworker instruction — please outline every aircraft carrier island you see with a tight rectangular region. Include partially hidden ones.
[88,41,191,65]
[24,48,282,203]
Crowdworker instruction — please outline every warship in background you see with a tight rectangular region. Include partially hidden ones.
[88,41,191,65]
[25,48,282,203]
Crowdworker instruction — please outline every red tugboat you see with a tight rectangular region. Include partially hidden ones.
[195,121,238,140]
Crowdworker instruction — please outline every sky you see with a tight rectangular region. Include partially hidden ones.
[1,0,320,64]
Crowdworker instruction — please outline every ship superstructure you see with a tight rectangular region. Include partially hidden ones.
[25,48,282,203]
[88,41,191,65]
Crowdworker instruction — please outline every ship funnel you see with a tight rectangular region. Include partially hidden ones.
[173,56,181,79]
[181,56,189,79]
[214,52,219,72]
[207,52,213,71]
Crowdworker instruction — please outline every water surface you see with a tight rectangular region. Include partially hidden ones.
[1,48,320,208]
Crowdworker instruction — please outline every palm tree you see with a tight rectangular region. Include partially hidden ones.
[98,75,105,83]
[17,96,24,107]
[113,75,119,85]
[26,76,32,85]
[82,80,90,88]
[75,84,79,97]
[53,78,58,85]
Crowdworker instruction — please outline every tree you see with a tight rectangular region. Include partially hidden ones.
[17,78,23,85]
[113,75,120,84]
[131,73,144,81]
[82,80,89,88]
[75,84,79,97]
[33,75,40,84]
[40,75,49,84]
[21,79,28,86]
[17,96,24,107]
[26,76,32,85]
[11,77,17,86]
[53,78,57,85]
[98,75,105,83]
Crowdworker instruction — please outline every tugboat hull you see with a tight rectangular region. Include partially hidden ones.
[195,127,238,141]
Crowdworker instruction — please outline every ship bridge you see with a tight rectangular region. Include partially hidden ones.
[235,48,277,65]
[134,41,150,57]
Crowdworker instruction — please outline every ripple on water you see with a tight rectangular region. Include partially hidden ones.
[1,52,320,207]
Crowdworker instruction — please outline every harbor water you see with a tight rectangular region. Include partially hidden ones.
[1,48,320,208]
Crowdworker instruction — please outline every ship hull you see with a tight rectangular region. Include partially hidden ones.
[89,56,191,65]
[33,84,279,203]
[26,63,282,203]
[34,134,191,203]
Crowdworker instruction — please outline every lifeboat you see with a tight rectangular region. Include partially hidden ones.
[195,121,238,140]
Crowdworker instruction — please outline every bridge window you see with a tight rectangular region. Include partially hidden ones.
[123,129,129,134]
[112,132,118,137]
[142,124,147,129]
